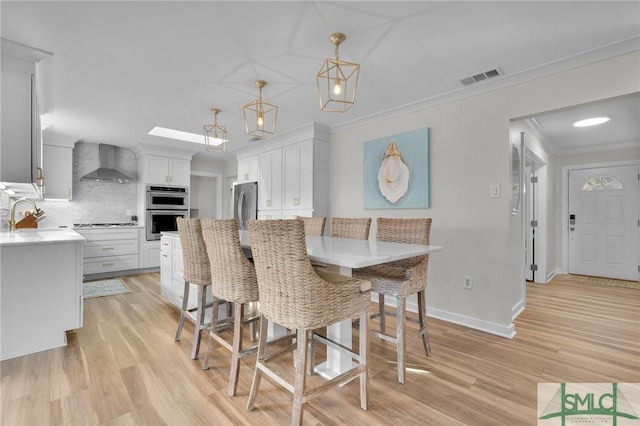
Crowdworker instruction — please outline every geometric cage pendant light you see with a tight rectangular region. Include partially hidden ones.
[203,107,228,152]
[243,80,278,139]
[317,32,360,112]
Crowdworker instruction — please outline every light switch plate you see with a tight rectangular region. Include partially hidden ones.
[490,184,501,198]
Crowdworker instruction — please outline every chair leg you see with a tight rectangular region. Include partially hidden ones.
[228,302,244,396]
[175,281,190,341]
[396,296,407,384]
[201,298,222,370]
[307,330,316,376]
[359,307,370,410]
[292,328,308,426]
[247,316,268,411]
[378,293,386,334]
[248,302,258,342]
[191,285,206,360]
[417,289,431,356]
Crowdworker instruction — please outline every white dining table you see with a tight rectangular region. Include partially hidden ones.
[239,230,444,378]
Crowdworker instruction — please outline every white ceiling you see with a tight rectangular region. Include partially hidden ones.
[1,1,639,160]
[523,93,640,155]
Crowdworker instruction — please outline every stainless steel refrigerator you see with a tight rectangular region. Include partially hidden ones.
[233,182,258,230]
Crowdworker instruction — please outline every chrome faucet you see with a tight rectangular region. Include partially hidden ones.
[8,198,42,231]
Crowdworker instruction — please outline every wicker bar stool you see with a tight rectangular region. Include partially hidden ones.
[330,217,372,240]
[353,217,432,384]
[199,219,263,396]
[247,219,371,426]
[295,215,326,236]
[175,218,215,360]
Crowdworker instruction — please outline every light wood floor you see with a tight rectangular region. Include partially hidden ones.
[2,273,638,425]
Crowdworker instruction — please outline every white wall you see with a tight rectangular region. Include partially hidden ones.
[328,51,640,338]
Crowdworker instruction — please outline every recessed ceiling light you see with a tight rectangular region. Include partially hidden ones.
[148,126,225,146]
[573,117,610,127]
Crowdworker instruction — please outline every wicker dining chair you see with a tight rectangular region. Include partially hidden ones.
[353,217,432,384]
[175,218,215,360]
[296,215,326,236]
[330,217,372,240]
[199,219,262,396]
[247,219,371,426]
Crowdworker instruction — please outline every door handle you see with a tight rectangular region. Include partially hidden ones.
[238,191,245,228]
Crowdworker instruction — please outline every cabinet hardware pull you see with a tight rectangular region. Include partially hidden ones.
[36,167,45,187]
[102,263,114,267]
[162,254,168,258]
[102,247,114,250]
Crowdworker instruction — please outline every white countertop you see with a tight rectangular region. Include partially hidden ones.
[163,229,443,269]
[0,229,85,247]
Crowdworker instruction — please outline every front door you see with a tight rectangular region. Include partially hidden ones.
[568,164,639,281]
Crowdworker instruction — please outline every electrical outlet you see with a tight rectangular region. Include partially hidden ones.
[463,275,473,289]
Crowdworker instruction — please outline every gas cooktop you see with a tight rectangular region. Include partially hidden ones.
[74,223,137,228]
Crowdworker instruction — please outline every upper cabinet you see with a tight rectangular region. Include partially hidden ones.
[0,39,53,195]
[43,144,73,200]
[236,122,329,219]
[142,155,190,186]
[283,140,313,211]
[257,149,282,211]
[237,156,258,183]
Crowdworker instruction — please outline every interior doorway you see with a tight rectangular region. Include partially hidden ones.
[567,163,639,281]
[189,172,223,219]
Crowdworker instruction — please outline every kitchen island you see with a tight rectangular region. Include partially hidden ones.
[0,228,85,360]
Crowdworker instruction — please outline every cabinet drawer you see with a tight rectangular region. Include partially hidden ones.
[83,255,139,274]
[77,228,138,241]
[83,240,139,258]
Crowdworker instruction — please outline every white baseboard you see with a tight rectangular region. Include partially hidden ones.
[512,300,525,321]
[371,294,516,339]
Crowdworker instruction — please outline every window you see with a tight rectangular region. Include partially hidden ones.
[581,176,623,191]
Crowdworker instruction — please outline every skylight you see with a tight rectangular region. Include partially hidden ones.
[573,117,610,127]
[148,126,225,146]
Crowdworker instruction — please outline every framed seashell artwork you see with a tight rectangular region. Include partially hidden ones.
[363,127,430,209]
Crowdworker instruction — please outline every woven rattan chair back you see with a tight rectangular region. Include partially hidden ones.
[297,216,326,236]
[176,218,211,285]
[249,219,365,330]
[201,219,259,304]
[330,217,371,240]
[376,217,431,269]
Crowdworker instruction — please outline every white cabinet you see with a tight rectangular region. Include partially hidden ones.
[0,40,52,195]
[236,123,329,222]
[257,210,283,220]
[160,233,208,310]
[1,235,83,360]
[143,155,190,186]
[283,140,314,210]
[77,228,139,276]
[139,238,161,268]
[237,155,258,183]
[257,149,282,211]
[43,144,73,200]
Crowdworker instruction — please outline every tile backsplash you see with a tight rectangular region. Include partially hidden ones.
[15,142,138,229]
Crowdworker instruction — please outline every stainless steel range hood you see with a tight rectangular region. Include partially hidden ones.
[81,144,134,183]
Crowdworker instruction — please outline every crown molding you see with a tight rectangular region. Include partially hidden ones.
[331,36,640,135]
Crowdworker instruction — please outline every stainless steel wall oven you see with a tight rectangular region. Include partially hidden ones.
[146,185,189,209]
[145,185,188,240]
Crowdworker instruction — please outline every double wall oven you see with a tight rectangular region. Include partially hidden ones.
[145,185,188,240]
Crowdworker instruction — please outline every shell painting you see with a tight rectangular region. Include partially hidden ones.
[377,140,410,203]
